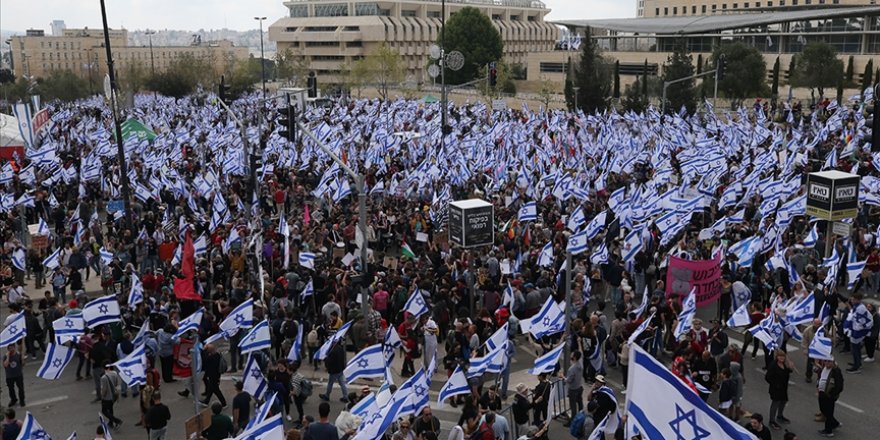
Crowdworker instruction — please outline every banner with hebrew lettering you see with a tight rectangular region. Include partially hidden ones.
[665,253,722,307]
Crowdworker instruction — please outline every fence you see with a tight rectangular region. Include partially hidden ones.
[496,377,570,440]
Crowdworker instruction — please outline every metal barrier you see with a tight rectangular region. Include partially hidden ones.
[496,378,570,440]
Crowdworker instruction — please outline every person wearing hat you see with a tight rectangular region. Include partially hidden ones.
[586,376,615,431]
[746,413,772,440]
[511,384,532,436]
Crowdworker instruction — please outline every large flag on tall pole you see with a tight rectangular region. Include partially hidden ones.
[174,231,201,301]
[625,344,758,440]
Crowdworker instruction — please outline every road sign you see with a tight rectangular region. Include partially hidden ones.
[806,170,860,221]
[832,221,852,237]
[449,199,494,248]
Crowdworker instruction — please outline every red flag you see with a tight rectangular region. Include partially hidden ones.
[174,231,201,301]
[304,204,311,227]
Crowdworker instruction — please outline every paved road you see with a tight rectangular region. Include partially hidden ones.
[4,276,879,440]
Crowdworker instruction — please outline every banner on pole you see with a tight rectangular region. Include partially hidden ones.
[665,253,722,307]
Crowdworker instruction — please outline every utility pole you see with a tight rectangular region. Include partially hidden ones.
[563,252,573,372]
[145,29,156,74]
[254,17,268,97]
[440,0,447,150]
[100,0,134,233]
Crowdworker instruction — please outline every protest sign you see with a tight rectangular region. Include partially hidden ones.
[665,254,722,307]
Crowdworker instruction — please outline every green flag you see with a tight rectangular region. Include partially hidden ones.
[120,118,157,143]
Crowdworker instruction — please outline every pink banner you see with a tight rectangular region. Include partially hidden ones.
[665,254,722,307]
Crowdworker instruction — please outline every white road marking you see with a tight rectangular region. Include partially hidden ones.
[837,401,865,414]
[25,395,68,407]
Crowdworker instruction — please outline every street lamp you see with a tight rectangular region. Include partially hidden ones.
[144,29,156,74]
[254,16,267,97]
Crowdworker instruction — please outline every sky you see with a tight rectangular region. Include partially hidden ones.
[1,0,636,33]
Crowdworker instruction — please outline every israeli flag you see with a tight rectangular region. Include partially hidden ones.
[11,248,26,272]
[486,322,509,351]
[622,228,643,265]
[403,287,429,320]
[628,312,656,345]
[299,252,316,270]
[803,223,819,248]
[99,247,114,266]
[300,278,315,300]
[537,241,554,267]
[172,308,204,339]
[128,275,144,308]
[383,326,402,364]
[818,302,832,325]
[673,288,697,340]
[223,227,241,254]
[437,365,470,406]
[219,298,254,338]
[785,292,815,326]
[98,413,113,440]
[522,296,565,338]
[315,320,353,360]
[351,392,379,418]
[333,180,352,203]
[286,321,303,363]
[846,259,866,289]
[808,328,834,361]
[234,413,283,440]
[589,413,612,440]
[132,322,149,348]
[239,320,272,354]
[344,344,387,383]
[502,282,515,309]
[749,312,784,351]
[399,367,431,416]
[726,302,752,328]
[37,217,51,236]
[18,412,52,440]
[590,242,610,266]
[242,354,268,400]
[356,387,412,440]
[468,343,505,378]
[518,201,538,222]
[528,341,565,375]
[245,392,277,430]
[113,344,147,387]
[567,206,586,231]
[566,228,589,255]
[625,344,758,440]
[584,210,608,239]
[53,315,85,344]
[36,343,76,380]
[81,295,121,328]
[42,247,61,270]
[822,247,841,269]
[632,287,649,317]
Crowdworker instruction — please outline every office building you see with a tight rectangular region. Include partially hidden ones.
[638,0,874,17]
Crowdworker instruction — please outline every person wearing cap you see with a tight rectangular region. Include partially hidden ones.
[747,413,772,440]
[586,376,615,430]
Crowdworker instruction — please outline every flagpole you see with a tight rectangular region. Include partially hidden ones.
[191,333,203,431]
[563,251,572,372]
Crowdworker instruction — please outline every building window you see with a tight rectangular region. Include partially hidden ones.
[343,26,360,31]
[745,2,750,7]
[511,15,520,20]
[733,3,738,8]
[528,16,536,21]
[314,3,348,17]
[427,10,440,18]
[702,5,707,12]
[673,7,677,14]
[355,3,378,16]
[692,6,696,13]
[492,14,502,20]
[312,55,345,61]
[289,5,308,17]
[285,27,298,32]
[305,41,340,47]
[401,9,416,17]
[768,1,773,5]
[539,62,568,73]
[656,8,660,15]
[712,4,717,11]
[303,26,338,32]
[347,41,363,47]
[664,7,668,15]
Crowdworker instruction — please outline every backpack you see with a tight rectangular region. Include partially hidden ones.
[569,411,587,438]
[299,378,314,398]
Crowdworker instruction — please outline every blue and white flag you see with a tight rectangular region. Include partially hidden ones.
[502,282,515,309]
[383,326,402,364]
[632,287,649,317]
[846,259,866,289]
[132,322,149,348]
[315,320,353,360]
[172,308,204,339]
[0,312,27,347]
[785,293,815,326]
[234,413,283,440]
[350,392,379,419]
[727,302,752,328]
[219,298,254,337]
[11,248,26,272]
[245,392,277,431]
[81,295,121,328]
[808,328,834,361]
[286,321,303,363]
[628,312,655,345]
[673,288,697,340]
[399,367,432,416]
[537,241,554,267]
[42,247,61,270]
[36,343,76,380]
[749,312,784,351]
[584,210,608,239]
[403,287,429,320]
[818,302,832,325]
[300,279,314,300]
[354,387,411,440]
[344,344,387,383]
[242,354,268,400]
[522,296,565,338]
[468,343,506,378]
[99,247,114,266]
[803,223,819,248]
[567,206,586,231]
[591,242,610,266]
[625,344,758,440]
[622,228,644,265]
[566,228,589,255]
[113,344,147,387]
[18,412,52,440]
[37,217,51,236]
[98,414,113,440]
[299,252,316,270]
[588,413,612,440]
[518,201,537,222]
[239,319,271,354]
[437,365,470,406]
[52,315,84,345]
[528,341,565,375]
[128,275,144,308]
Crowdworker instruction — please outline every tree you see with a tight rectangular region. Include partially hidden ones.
[569,27,611,113]
[226,57,263,97]
[696,54,703,75]
[642,59,649,97]
[145,54,217,98]
[563,57,574,111]
[0,69,14,84]
[706,42,768,106]
[441,6,503,85]
[477,60,516,97]
[537,77,558,108]
[363,43,405,100]
[862,59,874,92]
[622,80,648,114]
[341,60,369,98]
[791,42,843,99]
[845,56,854,86]
[275,48,311,87]
[787,56,796,86]
[613,60,621,99]
[771,57,780,98]
[118,61,149,96]
[34,70,91,102]
[661,39,696,114]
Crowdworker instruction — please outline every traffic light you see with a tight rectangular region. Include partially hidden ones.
[307,71,317,98]
[717,56,728,81]
[488,62,498,88]
[218,75,232,106]
[278,103,296,142]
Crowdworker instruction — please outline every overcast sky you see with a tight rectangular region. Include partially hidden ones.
[1,0,635,33]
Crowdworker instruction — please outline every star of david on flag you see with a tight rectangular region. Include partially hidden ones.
[344,343,387,383]
[238,319,271,354]
[0,312,28,347]
[218,298,254,338]
[36,343,76,380]
[81,295,121,328]
[402,287,428,320]
[242,354,268,400]
[18,411,53,440]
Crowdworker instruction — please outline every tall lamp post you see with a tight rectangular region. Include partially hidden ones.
[254,16,267,97]
[144,29,156,74]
